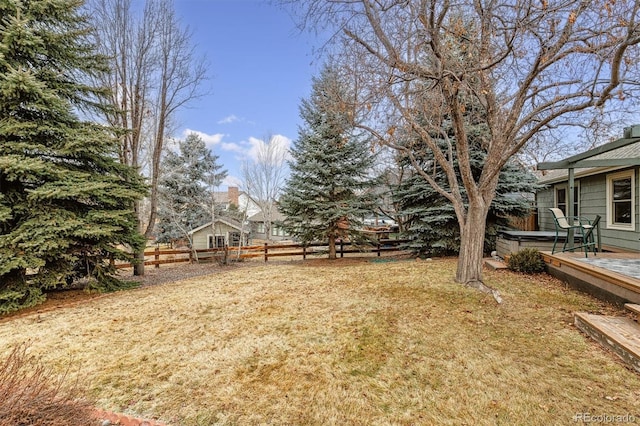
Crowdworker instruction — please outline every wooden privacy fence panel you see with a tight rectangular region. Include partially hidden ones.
[507,212,538,231]
[115,239,410,269]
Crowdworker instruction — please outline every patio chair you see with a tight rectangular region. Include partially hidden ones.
[549,208,599,257]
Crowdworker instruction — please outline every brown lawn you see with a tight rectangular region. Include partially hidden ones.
[0,258,639,425]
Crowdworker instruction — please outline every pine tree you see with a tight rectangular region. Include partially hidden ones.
[279,65,378,259]
[156,133,227,244]
[0,0,146,313]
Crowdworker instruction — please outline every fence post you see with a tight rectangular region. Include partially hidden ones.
[189,249,193,264]
[224,245,228,265]
[377,242,381,257]
[264,242,268,262]
[340,239,344,258]
[303,245,306,260]
[155,246,160,269]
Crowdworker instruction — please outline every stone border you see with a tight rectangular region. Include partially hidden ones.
[94,409,168,426]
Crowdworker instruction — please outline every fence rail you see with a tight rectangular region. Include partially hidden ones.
[115,239,410,269]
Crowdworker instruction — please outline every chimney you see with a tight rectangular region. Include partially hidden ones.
[228,186,239,207]
[624,125,640,139]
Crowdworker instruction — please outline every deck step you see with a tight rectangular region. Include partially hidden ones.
[574,312,640,373]
[484,258,508,270]
[625,303,640,317]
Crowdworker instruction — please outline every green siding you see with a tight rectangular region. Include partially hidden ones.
[536,188,555,231]
[537,167,639,252]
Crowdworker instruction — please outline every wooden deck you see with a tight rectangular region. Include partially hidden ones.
[575,309,640,373]
[626,303,640,316]
[541,251,640,305]
[541,252,640,373]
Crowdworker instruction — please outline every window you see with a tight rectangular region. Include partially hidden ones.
[256,222,265,234]
[607,170,635,230]
[207,235,214,249]
[230,232,241,247]
[216,236,226,247]
[555,184,579,216]
[271,226,288,237]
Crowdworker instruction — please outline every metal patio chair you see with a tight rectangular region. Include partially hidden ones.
[549,208,600,257]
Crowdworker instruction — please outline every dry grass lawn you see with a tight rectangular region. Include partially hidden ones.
[1,258,639,425]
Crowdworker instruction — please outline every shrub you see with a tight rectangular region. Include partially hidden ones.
[0,285,45,316]
[0,344,96,426]
[507,248,546,274]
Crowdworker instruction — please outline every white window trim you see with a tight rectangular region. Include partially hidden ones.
[207,234,214,249]
[606,169,635,231]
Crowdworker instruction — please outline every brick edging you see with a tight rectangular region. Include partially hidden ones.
[93,409,168,426]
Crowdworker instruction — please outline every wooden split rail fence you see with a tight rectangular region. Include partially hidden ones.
[116,239,410,269]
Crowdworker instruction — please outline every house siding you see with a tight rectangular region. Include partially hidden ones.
[192,229,209,250]
[537,166,640,252]
[246,207,290,243]
[536,187,555,231]
[249,221,291,242]
[191,222,245,250]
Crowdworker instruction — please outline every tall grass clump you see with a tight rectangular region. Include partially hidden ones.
[0,344,95,426]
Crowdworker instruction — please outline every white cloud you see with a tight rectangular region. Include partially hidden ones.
[217,114,240,124]
[220,142,245,153]
[181,129,248,154]
[182,129,225,147]
[245,134,292,164]
[223,175,243,188]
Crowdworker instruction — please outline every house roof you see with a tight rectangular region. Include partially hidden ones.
[537,138,640,184]
[188,217,248,234]
[211,186,248,206]
[247,204,286,222]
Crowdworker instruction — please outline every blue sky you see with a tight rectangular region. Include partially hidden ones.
[171,0,325,188]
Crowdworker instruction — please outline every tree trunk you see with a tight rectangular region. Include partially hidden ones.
[144,109,166,239]
[265,222,272,243]
[133,249,145,276]
[328,236,337,260]
[456,198,502,303]
[133,201,145,276]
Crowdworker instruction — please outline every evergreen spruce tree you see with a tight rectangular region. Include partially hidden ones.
[279,65,378,259]
[156,133,227,244]
[0,0,146,313]
[396,128,539,257]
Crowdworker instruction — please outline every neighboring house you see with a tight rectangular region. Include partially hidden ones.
[247,208,291,242]
[189,217,249,250]
[237,192,261,218]
[536,127,640,252]
[215,186,261,218]
[213,186,240,211]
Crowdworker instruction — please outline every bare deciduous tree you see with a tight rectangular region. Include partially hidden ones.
[89,0,208,275]
[241,134,289,241]
[285,0,640,301]
[371,147,411,232]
